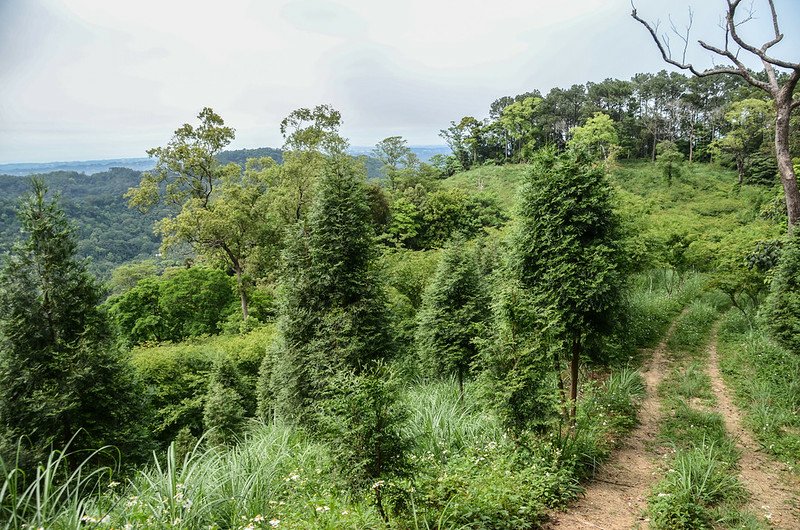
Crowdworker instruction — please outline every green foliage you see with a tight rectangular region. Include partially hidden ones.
[568,112,620,162]
[656,140,684,186]
[203,358,246,447]
[127,109,282,320]
[319,364,410,492]
[0,168,166,279]
[416,238,490,390]
[108,266,236,345]
[0,181,151,470]
[266,154,393,426]
[130,326,274,444]
[763,229,800,355]
[484,147,626,429]
[710,99,773,184]
[514,147,625,353]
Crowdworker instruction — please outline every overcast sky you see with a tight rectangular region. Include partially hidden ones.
[1,0,798,163]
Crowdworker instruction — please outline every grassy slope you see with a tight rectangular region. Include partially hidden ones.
[3,160,792,529]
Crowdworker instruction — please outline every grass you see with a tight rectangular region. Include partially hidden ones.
[717,309,800,470]
[648,297,768,529]
[665,300,718,358]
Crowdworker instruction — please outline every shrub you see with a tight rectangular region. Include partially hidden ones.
[763,229,800,355]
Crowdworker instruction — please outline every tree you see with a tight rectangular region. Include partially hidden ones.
[126,108,273,320]
[416,237,490,400]
[512,148,624,422]
[568,112,620,164]
[657,140,685,186]
[633,0,800,229]
[0,180,150,469]
[710,99,773,184]
[373,136,414,174]
[203,357,245,446]
[499,97,543,161]
[264,154,393,425]
[764,230,800,355]
[270,105,349,226]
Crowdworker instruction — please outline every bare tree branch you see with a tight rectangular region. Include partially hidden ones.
[726,0,799,70]
[631,4,756,81]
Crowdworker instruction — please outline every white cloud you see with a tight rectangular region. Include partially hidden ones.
[1,0,798,162]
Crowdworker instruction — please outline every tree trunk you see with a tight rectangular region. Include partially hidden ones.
[554,349,568,418]
[775,95,800,229]
[736,159,744,186]
[570,337,581,423]
[651,133,657,162]
[236,267,249,321]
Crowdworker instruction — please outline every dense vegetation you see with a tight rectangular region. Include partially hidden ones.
[1,57,798,529]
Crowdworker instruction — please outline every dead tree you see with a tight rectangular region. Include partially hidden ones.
[632,0,800,230]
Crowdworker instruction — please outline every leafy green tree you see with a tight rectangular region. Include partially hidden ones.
[499,97,543,161]
[265,154,393,424]
[0,181,150,469]
[711,99,772,184]
[107,260,159,297]
[126,108,277,320]
[568,112,620,163]
[657,140,684,186]
[506,148,624,422]
[108,266,235,345]
[764,230,800,355]
[416,237,490,399]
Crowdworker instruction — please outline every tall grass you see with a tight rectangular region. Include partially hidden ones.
[402,379,503,463]
[718,309,800,467]
[1,440,114,530]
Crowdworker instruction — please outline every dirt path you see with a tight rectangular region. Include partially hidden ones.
[545,319,680,530]
[706,329,800,529]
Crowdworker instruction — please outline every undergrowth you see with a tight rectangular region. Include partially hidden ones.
[648,299,767,529]
[717,309,800,470]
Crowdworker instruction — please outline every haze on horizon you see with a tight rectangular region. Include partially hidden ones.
[1,0,798,164]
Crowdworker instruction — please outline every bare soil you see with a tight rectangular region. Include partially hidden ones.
[544,319,679,530]
[706,328,800,529]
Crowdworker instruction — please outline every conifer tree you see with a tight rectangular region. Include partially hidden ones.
[416,237,490,399]
[485,148,624,432]
[0,180,150,469]
[203,357,246,447]
[515,148,624,420]
[266,154,393,424]
[764,230,800,355]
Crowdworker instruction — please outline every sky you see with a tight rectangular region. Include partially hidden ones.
[1,0,798,163]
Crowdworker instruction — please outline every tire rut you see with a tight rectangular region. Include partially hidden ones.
[545,316,682,530]
[706,327,800,529]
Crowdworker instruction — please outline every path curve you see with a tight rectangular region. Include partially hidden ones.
[545,317,680,530]
[706,329,800,529]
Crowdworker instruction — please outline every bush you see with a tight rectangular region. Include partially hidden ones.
[763,229,800,355]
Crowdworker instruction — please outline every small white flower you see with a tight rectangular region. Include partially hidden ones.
[269,519,280,528]
[315,505,330,512]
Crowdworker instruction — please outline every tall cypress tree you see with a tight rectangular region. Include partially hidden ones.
[259,154,407,495]
[484,147,624,433]
[265,154,393,423]
[416,237,490,399]
[515,147,624,420]
[0,180,150,469]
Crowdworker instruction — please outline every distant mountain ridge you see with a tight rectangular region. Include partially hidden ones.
[0,145,451,177]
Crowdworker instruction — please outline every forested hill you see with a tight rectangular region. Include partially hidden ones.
[0,146,390,277]
[0,168,167,277]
